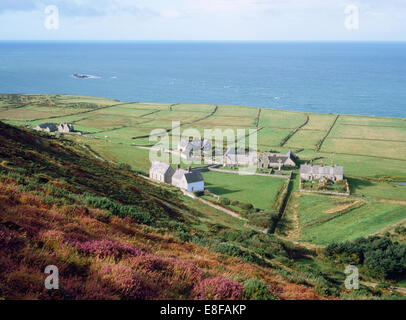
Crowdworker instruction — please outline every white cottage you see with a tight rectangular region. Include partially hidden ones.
[149,162,175,184]
[172,167,204,192]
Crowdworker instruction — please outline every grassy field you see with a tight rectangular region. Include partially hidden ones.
[295,194,406,245]
[1,93,405,247]
[201,170,287,210]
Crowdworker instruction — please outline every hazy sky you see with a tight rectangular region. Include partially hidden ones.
[0,0,405,41]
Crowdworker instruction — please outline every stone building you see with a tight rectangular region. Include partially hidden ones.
[171,166,204,192]
[300,163,344,182]
[149,162,175,184]
[258,150,297,169]
[34,123,74,133]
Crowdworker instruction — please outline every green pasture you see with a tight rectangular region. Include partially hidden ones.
[201,170,286,210]
[298,195,406,245]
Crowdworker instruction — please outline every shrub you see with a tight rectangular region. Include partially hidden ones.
[239,203,253,210]
[192,276,243,300]
[193,191,204,197]
[214,242,269,267]
[243,278,275,300]
[220,198,231,205]
[231,200,239,206]
[324,236,406,281]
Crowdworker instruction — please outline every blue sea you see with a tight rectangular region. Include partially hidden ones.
[0,41,405,117]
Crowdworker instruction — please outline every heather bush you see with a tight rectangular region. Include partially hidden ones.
[192,276,243,300]
[100,264,157,300]
[75,240,145,260]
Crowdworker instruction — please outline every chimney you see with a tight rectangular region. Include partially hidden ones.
[188,166,191,173]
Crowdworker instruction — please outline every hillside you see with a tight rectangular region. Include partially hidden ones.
[0,120,331,300]
[1,94,405,300]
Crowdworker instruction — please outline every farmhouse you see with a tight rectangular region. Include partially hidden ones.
[178,138,211,159]
[300,163,344,182]
[34,123,74,133]
[258,150,297,169]
[149,161,175,184]
[172,166,204,192]
[57,123,74,133]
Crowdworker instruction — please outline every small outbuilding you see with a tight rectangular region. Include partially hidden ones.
[171,167,204,192]
[149,161,175,184]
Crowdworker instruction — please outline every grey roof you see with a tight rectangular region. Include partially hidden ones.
[300,164,343,175]
[268,155,289,163]
[185,171,204,183]
[37,123,57,130]
[150,161,172,175]
[179,138,211,151]
[259,150,296,164]
[173,169,204,184]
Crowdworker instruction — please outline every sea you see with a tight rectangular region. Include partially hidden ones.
[0,41,405,118]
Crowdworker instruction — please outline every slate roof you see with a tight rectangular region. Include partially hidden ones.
[150,162,172,175]
[37,123,58,131]
[300,164,343,175]
[268,155,289,163]
[179,138,211,151]
[172,169,204,184]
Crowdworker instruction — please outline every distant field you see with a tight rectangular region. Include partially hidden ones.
[297,194,406,245]
[1,93,405,246]
[286,129,326,149]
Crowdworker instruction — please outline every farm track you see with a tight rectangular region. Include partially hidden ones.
[316,114,340,151]
[280,115,310,147]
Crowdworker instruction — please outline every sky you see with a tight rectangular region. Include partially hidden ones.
[0,0,405,41]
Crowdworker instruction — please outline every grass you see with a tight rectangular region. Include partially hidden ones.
[298,195,406,245]
[302,114,337,131]
[258,109,307,129]
[286,130,326,149]
[321,137,406,160]
[348,177,406,200]
[329,124,406,141]
[337,114,406,128]
[201,170,286,211]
